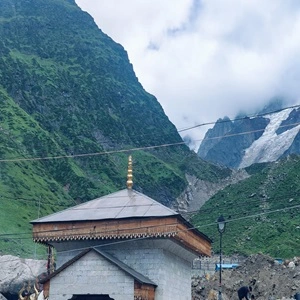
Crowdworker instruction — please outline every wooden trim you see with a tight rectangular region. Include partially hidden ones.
[134,281,155,300]
[32,216,211,256]
[32,217,178,241]
[173,221,211,256]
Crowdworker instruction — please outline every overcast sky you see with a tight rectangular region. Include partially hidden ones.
[75,0,300,150]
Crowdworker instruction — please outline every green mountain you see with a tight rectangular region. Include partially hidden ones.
[2,0,297,261]
[191,155,300,258]
[0,0,230,257]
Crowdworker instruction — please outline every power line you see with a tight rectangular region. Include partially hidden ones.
[38,203,300,255]
[0,195,294,239]
[182,190,300,216]
[0,195,71,208]
[0,203,298,261]
[0,120,299,164]
[0,141,186,163]
[178,104,300,132]
[1,168,297,241]
[201,121,300,143]
[1,202,299,240]
[2,103,297,163]
[0,169,299,233]
[0,104,299,164]
[0,106,298,259]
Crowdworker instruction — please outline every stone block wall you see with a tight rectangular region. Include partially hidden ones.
[106,241,192,300]
[160,249,191,300]
[49,251,134,300]
[53,239,194,300]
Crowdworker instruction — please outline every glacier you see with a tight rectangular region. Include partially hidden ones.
[239,108,300,168]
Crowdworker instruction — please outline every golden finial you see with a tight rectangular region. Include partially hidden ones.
[127,155,133,189]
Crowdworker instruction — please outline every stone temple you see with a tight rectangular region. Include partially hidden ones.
[31,156,212,300]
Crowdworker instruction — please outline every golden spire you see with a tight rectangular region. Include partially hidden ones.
[127,155,133,189]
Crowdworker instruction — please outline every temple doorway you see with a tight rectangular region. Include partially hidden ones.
[69,295,114,300]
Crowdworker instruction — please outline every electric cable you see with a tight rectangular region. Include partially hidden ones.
[49,203,300,255]
[1,202,298,261]
[0,105,300,163]
[0,120,299,163]
[178,104,300,132]
[0,202,298,240]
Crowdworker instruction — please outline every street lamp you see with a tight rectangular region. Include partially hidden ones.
[217,215,226,300]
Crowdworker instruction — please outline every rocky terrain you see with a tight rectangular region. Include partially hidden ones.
[0,255,45,300]
[192,254,300,300]
[0,253,299,299]
[175,170,249,213]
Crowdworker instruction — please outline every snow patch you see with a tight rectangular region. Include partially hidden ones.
[239,109,300,168]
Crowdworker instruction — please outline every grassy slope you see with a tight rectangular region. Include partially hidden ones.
[0,0,230,257]
[0,88,73,257]
[191,156,300,258]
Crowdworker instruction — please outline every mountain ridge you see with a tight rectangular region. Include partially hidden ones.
[1,0,298,261]
[0,0,230,257]
[197,102,300,168]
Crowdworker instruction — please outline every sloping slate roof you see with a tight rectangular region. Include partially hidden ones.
[40,247,157,287]
[32,189,178,223]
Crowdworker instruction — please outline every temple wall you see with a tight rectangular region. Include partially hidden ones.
[54,239,193,300]
[107,243,191,300]
[48,251,134,300]
[160,249,191,300]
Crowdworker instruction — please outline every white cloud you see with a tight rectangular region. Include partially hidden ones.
[75,0,300,149]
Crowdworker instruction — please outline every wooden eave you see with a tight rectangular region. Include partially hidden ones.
[32,216,211,256]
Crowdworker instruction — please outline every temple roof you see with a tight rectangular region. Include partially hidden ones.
[31,156,212,257]
[31,189,178,224]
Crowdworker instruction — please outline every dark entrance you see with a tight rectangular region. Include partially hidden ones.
[69,295,114,300]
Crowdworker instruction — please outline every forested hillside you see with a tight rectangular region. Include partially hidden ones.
[0,0,230,257]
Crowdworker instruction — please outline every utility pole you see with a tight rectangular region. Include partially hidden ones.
[34,197,41,259]
[217,215,226,300]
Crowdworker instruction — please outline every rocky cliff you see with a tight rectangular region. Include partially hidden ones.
[198,102,300,169]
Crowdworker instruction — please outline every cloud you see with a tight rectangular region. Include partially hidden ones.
[75,0,300,149]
